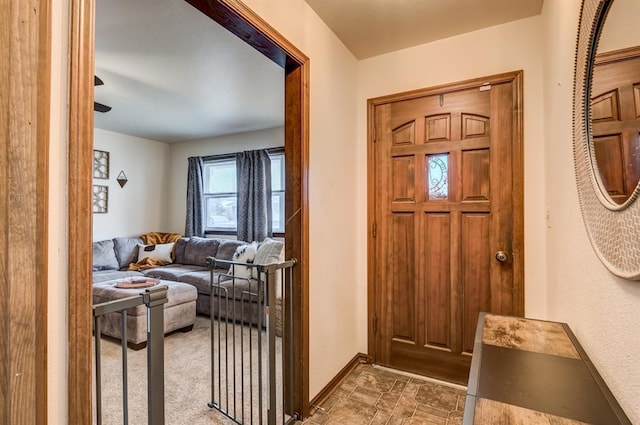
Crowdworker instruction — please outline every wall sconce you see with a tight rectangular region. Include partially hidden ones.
[116,170,128,188]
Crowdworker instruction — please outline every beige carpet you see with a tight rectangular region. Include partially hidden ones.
[93,316,288,425]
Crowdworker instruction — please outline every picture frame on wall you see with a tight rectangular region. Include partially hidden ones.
[93,185,108,213]
[93,149,110,179]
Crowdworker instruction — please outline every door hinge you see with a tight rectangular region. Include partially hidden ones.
[373,316,378,335]
[372,223,377,238]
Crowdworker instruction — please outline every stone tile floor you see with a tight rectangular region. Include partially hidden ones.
[302,364,466,425]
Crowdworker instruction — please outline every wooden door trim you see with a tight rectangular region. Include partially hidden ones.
[367,70,525,361]
[68,0,310,422]
[1,0,51,423]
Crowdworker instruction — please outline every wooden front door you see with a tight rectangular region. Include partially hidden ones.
[368,72,524,384]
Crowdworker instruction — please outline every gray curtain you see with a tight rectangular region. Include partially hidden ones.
[237,150,272,242]
[185,156,205,237]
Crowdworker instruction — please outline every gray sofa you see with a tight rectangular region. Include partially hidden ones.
[92,236,280,341]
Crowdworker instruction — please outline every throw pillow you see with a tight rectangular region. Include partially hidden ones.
[183,237,220,266]
[113,237,143,269]
[252,238,284,279]
[137,242,175,263]
[92,239,119,271]
[227,242,258,280]
[216,239,248,270]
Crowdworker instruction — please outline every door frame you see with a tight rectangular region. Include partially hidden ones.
[0,0,51,423]
[67,0,310,422]
[367,70,525,362]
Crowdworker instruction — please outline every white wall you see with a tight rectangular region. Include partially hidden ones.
[543,0,640,422]
[93,128,170,241]
[358,16,548,322]
[165,127,284,234]
[223,0,361,398]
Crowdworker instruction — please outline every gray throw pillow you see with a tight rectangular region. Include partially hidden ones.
[92,239,119,271]
[183,237,220,266]
[112,237,143,269]
[216,239,247,270]
[174,237,189,264]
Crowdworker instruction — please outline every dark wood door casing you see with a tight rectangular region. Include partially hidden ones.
[367,71,524,384]
[68,0,310,422]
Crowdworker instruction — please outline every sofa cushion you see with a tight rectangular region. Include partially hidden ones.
[92,279,197,316]
[215,239,247,270]
[93,239,119,271]
[173,237,189,264]
[93,270,143,284]
[183,237,220,266]
[216,276,262,302]
[113,237,143,269]
[141,264,208,281]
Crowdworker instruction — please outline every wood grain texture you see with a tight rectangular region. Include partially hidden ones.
[482,315,580,359]
[474,398,589,425]
[0,0,50,423]
[67,0,95,423]
[284,61,310,418]
[369,71,524,384]
[36,0,52,423]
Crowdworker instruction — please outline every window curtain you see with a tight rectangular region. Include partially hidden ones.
[237,149,272,242]
[185,156,205,237]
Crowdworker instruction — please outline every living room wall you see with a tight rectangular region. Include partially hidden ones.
[165,126,284,235]
[93,128,170,241]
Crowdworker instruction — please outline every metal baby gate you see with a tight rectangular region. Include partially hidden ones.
[206,257,298,425]
[93,285,168,425]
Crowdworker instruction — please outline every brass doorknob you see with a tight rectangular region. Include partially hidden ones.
[495,251,509,263]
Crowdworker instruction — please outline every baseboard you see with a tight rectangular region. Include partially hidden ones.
[309,352,371,410]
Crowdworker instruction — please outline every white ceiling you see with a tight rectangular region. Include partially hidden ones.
[94,0,284,143]
[304,0,545,59]
[95,0,544,142]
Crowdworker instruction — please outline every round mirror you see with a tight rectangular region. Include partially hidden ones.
[590,0,640,205]
[574,0,640,279]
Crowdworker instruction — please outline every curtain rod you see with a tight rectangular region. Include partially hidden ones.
[202,146,284,162]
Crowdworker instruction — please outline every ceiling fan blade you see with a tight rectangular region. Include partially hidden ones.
[94,101,112,113]
[94,75,104,86]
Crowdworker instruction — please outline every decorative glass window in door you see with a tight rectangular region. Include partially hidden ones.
[428,154,449,200]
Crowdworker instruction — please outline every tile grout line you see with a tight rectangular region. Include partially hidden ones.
[372,364,467,391]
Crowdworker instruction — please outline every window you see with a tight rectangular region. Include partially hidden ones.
[203,151,285,234]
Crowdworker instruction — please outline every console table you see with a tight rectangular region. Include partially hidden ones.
[463,313,631,424]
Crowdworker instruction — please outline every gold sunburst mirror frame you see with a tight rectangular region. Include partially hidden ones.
[573,0,640,279]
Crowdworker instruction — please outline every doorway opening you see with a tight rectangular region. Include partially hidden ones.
[68,0,310,422]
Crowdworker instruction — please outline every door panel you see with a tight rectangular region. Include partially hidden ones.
[391,213,416,344]
[423,213,451,350]
[392,156,416,201]
[461,213,491,354]
[592,48,640,204]
[461,149,490,201]
[370,72,523,384]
